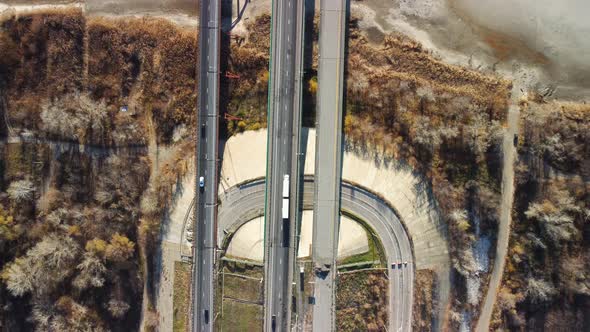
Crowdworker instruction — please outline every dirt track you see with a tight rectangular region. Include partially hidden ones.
[476,104,519,332]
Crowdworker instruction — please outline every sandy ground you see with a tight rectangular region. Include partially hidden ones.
[153,170,194,331]
[226,211,369,261]
[155,241,183,332]
[162,172,194,245]
[220,128,449,271]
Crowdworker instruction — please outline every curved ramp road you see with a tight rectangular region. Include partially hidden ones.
[217,179,414,332]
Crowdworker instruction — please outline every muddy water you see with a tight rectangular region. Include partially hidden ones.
[1,0,78,4]
[354,0,590,101]
[1,0,198,15]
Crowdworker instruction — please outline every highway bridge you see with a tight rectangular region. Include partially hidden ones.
[192,0,220,330]
[190,0,414,330]
[263,0,305,330]
[217,178,414,331]
[311,0,347,330]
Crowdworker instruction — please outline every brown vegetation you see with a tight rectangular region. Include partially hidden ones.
[341,14,511,327]
[223,14,270,135]
[0,143,149,330]
[0,9,197,145]
[0,9,229,330]
[413,269,437,331]
[173,262,191,332]
[0,9,274,142]
[336,270,389,331]
[491,100,590,330]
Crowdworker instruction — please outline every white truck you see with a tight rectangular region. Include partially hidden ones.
[282,174,290,219]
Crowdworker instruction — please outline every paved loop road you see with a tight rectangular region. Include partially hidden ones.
[218,178,414,331]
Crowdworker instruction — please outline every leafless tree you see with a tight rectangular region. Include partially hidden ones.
[2,235,80,297]
[40,93,107,143]
[107,298,130,318]
[73,252,106,290]
[525,192,581,246]
[525,278,557,304]
[7,180,35,202]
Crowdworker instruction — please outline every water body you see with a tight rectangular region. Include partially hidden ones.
[355,0,590,100]
[85,0,198,16]
[452,0,590,92]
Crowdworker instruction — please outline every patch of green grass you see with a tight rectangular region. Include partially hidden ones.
[216,262,264,331]
[219,300,263,332]
[223,261,264,278]
[222,274,262,303]
[173,261,191,332]
[338,212,386,269]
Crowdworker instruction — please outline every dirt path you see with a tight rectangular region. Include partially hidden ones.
[476,104,519,331]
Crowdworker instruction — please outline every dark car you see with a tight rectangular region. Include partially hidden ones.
[513,134,518,146]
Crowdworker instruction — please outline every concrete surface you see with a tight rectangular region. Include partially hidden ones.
[262,0,305,330]
[217,179,414,332]
[311,0,347,329]
[220,128,449,270]
[225,211,370,261]
[219,127,449,330]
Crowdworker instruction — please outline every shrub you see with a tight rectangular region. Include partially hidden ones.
[7,179,35,203]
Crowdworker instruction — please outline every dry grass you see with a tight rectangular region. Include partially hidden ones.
[173,261,191,332]
[219,300,263,332]
[413,269,437,332]
[492,99,590,330]
[0,9,275,142]
[342,15,512,325]
[1,9,197,144]
[218,264,264,331]
[223,14,271,135]
[336,270,389,331]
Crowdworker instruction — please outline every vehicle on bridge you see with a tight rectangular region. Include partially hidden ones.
[282,174,290,219]
[282,174,290,247]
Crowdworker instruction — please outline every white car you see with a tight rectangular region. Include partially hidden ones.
[199,176,205,188]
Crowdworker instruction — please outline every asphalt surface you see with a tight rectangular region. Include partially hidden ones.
[311,0,347,330]
[193,0,220,330]
[217,179,414,331]
[263,0,304,330]
[290,0,307,328]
